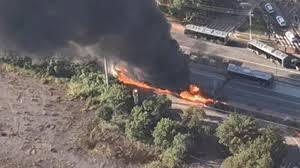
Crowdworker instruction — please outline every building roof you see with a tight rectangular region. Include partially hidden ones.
[227,64,273,81]
[185,24,229,39]
[248,40,289,60]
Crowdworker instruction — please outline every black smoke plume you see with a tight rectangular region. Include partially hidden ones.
[0,0,189,91]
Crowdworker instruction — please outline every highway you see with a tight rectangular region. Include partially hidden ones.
[172,32,300,83]
[170,31,300,121]
[189,63,300,120]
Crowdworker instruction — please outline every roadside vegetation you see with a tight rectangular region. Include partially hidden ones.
[0,55,286,167]
[159,0,214,24]
[238,8,269,35]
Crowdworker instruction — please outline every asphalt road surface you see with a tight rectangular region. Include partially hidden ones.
[172,28,300,121]
[188,62,300,120]
[172,31,300,83]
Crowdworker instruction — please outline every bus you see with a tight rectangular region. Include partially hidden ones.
[247,40,290,67]
[227,64,274,86]
[184,24,230,45]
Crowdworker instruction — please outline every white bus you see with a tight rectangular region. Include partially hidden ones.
[247,40,290,67]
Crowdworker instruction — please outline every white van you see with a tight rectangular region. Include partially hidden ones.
[285,31,298,43]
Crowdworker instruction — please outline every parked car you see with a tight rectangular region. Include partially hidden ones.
[264,3,274,13]
[276,16,287,27]
[285,31,298,43]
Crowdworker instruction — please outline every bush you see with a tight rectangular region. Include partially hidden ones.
[125,106,152,142]
[153,118,180,149]
[96,105,114,121]
[94,84,132,112]
[68,72,106,97]
[182,106,206,129]
[160,133,190,168]
[142,94,172,121]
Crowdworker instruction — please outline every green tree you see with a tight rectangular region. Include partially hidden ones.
[142,94,172,121]
[222,137,272,168]
[216,113,259,153]
[160,133,190,168]
[97,84,132,112]
[125,95,173,143]
[170,0,186,9]
[125,106,152,142]
[182,106,206,129]
[68,72,106,97]
[259,127,286,164]
[153,118,180,149]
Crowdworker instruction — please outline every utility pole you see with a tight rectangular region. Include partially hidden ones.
[249,9,253,40]
[104,56,109,87]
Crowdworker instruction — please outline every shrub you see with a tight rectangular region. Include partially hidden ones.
[153,118,180,149]
[68,72,106,97]
[96,105,114,121]
[125,106,152,142]
[160,133,190,168]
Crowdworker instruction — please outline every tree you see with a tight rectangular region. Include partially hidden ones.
[259,127,286,165]
[96,105,114,121]
[216,113,259,153]
[222,137,272,168]
[182,106,206,129]
[153,118,180,149]
[142,94,172,122]
[170,0,186,9]
[97,84,132,112]
[125,106,152,142]
[125,95,173,143]
[221,126,285,168]
[160,133,190,168]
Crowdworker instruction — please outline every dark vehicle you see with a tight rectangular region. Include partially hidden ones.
[184,24,231,45]
[247,40,290,67]
[227,64,274,86]
[290,58,300,71]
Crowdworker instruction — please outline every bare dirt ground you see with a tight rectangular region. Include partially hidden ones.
[0,66,139,168]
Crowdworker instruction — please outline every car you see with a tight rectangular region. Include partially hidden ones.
[290,58,300,71]
[264,3,274,13]
[285,31,298,43]
[276,16,287,27]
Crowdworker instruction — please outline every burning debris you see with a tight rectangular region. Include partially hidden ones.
[0,0,189,91]
[116,66,214,105]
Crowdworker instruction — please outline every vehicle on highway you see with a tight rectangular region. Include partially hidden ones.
[247,40,290,67]
[227,64,274,86]
[285,31,298,43]
[264,3,274,14]
[184,24,231,45]
[276,16,287,27]
[290,58,300,71]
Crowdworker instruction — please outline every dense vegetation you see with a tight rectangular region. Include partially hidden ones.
[0,56,286,168]
[216,114,286,168]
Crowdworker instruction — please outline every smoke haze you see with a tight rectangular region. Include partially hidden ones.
[0,0,189,91]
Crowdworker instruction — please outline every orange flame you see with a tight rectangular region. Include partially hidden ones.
[179,84,214,105]
[116,67,214,105]
[117,67,172,94]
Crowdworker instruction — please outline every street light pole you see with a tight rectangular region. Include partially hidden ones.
[249,9,253,40]
[104,56,109,87]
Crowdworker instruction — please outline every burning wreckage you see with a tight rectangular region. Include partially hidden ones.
[0,0,214,105]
